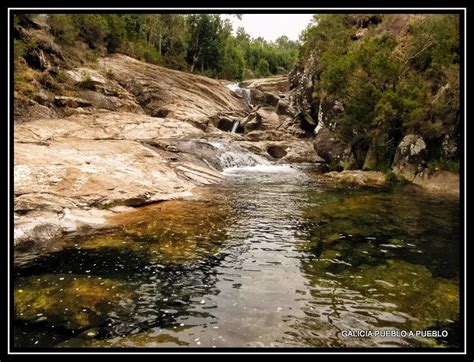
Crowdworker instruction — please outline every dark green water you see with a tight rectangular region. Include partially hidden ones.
[13,166,460,348]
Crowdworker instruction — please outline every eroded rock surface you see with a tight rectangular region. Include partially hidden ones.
[14,56,321,252]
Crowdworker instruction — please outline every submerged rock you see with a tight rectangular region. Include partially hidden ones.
[59,330,188,347]
[14,274,132,331]
[323,170,386,187]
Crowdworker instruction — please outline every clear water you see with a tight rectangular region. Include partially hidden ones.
[13,166,460,348]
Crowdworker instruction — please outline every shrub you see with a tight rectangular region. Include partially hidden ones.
[48,14,78,46]
[255,58,270,77]
[79,73,95,90]
[72,14,110,49]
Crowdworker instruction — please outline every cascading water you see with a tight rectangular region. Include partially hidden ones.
[231,120,240,133]
[206,140,299,175]
[226,83,251,107]
[219,151,270,169]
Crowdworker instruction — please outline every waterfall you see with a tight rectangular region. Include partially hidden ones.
[231,120,240,133]
[227,83,251,107]
[208,140,298,175]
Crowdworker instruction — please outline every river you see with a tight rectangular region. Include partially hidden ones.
[13,162,460,348]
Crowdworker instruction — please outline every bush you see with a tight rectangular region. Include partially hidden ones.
[72,14,109,49]
[255,58,270,77]
[48,14,78,46]
[121,40,162,65]
[219,44,244,81]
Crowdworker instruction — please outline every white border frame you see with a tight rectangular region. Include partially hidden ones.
[7,7,467,355]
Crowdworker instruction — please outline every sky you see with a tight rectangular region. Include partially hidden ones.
[222,14,315,42]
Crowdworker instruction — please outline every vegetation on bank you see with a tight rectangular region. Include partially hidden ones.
[298,14,460,171]
[14,14,298,81]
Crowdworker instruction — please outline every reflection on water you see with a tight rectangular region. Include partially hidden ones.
[14,166,460,348]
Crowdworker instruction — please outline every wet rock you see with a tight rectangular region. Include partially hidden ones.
[14,222,63,250]
[166,145,179,153]
[267,145,287,159]
[217,117,237,132]
[13,111,227,250]
[289,54,318,126]
[14,275,132,331]
[60,331,188,347]
[313,125,354,169]
[392,134,427,180]
[362,127,389,170]
[260,92,280,107]
[323,170,386,186]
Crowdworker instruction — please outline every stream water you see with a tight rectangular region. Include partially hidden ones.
[13,160,461,348]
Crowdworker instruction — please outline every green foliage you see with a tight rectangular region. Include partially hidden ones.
[48,14,78,46]
[255,58,270,77]
[20,13,299,83]
[72,14,110,49]
[103,14,126,52]
[219,42,245,81]
[300,14,460,171]
[427,159,460,174]
[384,171,408,184]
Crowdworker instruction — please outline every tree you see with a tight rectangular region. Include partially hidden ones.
[72,14,109,49]
[186,14,229,73]
[219,42,244,80]
[103,14,126,52]
[48,14,78,46]
[255,58,270,77]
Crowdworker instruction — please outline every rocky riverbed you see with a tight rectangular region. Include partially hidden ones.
[14,54,321,252]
